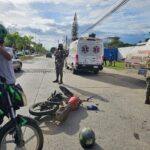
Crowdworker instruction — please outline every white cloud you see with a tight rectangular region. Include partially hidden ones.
[0,0,150,47]
[6,0,83,6]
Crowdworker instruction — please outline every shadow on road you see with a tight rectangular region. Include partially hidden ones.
[64,84,109,103]
[36,106,88,136]
[84,143,104,150]
[15,70,24,79]
[77,71,146,89]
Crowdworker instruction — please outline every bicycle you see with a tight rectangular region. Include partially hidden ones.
[29,86,74,117]
[0,76,44,150]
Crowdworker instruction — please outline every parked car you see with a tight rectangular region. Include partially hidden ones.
[12,59,22,71]
[16,52,24,57]
[46,52,52,58]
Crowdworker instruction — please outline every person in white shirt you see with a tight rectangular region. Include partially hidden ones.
[0,39,16,85]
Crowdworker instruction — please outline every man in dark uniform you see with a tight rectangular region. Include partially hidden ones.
[145,57,150,104]
[53,44,66,84]
[145,78,150,104]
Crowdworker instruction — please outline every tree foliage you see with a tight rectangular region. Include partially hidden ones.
[0,24,46,53]
[0,24,8,39]
[106,37,135,48]
[4,32,45,53]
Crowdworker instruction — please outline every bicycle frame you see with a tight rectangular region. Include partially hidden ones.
[0,76,43,149]
[1,85,25,147]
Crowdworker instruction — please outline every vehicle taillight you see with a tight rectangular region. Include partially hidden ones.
[75,54,79,64]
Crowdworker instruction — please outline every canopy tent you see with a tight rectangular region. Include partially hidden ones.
[125,40,150,68]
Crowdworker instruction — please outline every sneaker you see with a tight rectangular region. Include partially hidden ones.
[53,80,58,83]
[59,81,63,84]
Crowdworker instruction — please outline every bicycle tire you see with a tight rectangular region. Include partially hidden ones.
[0,116,43,150]
[29,102,59,116]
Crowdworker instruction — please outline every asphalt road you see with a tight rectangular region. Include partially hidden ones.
[14,56,150,150]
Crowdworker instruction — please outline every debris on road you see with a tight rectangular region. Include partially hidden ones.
[134,132,140,140]
[54,86,99,122]
[87,105,98,111]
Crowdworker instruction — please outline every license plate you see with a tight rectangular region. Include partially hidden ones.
[93,66,98,68]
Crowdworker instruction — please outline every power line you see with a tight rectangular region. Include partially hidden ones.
[81,0,130,34]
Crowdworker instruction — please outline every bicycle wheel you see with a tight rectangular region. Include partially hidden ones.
[0,116,43,150]
[29,102,59,116]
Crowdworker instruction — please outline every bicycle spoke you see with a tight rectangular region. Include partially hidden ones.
[34,108,42,111]
[1,125,39,150]
[24,134,36,144]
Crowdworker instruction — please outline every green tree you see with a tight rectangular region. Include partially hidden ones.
[5,32,20,48]
[107,37,135,48]
[5,31,46,53]
[0,24,8,39]
[72,13,78,41]
[16,36,24,50]
[22,35,33,50]
[5,33,34,51]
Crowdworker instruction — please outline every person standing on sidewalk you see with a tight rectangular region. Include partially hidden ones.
[0,39,16,85]
[103,56,107,66]
[53,44,66,84]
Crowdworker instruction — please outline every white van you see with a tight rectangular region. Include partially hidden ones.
[66,37,104,74]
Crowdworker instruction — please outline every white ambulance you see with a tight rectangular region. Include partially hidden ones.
[66,37,104,74]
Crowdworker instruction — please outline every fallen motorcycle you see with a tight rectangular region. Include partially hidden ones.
[29,86,78,117]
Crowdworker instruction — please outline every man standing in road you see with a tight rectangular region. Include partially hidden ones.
[145,57,150,105]
[53,44,66,84]
[0,39,16,85]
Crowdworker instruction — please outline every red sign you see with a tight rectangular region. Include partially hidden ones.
[81,45,89,54]
[93,46,100,53]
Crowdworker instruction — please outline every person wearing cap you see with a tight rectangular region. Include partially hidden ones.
[0,39,16,85]
[53,44,66,84]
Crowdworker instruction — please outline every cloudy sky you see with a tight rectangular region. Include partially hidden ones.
[0,0,150,49]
